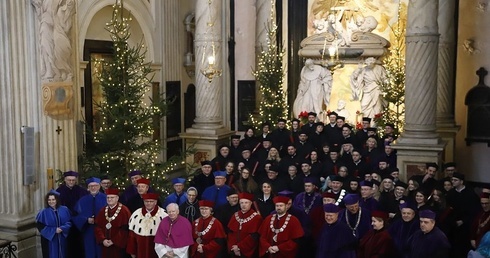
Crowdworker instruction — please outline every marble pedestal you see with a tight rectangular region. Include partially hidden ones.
[436,125,461,163]
[0,216,38,258]
[391,140,446,183]
[180,128,235,170]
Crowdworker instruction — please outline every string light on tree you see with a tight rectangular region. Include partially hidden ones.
[376,2,406,136]
[248,2,289,130]
[80,0,187,194]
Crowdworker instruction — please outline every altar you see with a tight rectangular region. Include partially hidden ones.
[294,0,408,126]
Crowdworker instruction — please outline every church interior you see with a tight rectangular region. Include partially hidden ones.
[1,0,490,256]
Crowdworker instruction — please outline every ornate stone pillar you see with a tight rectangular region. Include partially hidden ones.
[436,0,460,162]
[180,0,233,166]
[256,0,274,51]
[392,0,446,182]
[0,1,78,256]
[253,0,275,110]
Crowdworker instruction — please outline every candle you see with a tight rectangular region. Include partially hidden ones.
[207,56,215,65]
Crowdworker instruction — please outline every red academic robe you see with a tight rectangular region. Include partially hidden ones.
[357,228,396,258]
[258,213,304,258]
[94,203,132,258]
[227,209,263,258]
[126,207,167,258]
[191,216,227,257]
[309,205,326,241]
[471,210,490,247]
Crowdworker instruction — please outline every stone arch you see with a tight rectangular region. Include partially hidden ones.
[77,0,155,60]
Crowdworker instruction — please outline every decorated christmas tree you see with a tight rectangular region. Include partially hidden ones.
[81,1,183,193]
[248,22,289,131]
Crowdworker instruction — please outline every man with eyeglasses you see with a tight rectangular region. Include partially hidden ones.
[94,188,132,258]
[438,162,457,190]
[99,175,113,193]
[446,172,480,258]
[73,177,107,258]
[470,192,490,249]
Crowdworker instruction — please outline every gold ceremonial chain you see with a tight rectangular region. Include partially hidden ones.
[477,212,490,234]
[302,193,318,214]
[269,214,291,242]
[195,217,216,237]
[104,203,122,229]
[235,211,259,230]
[345,207,362,237]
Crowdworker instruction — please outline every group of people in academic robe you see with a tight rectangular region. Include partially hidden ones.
[36,155,490,258]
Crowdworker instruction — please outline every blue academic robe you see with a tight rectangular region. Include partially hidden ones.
[201,184,231,208]
[338,207,372,240]
[163,192,187,208]
[316,220,357,258]
[36,206,72,258]
[73,192,107,258]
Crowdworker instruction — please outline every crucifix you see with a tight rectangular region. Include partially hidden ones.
[56,126,62,135]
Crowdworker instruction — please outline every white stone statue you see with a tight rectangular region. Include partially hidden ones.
[334,99,351,121]
[53,0,75,81]
[33,0,75,82]
[293,59,333,117]
[33,0,58,81]
[350,57,387,119]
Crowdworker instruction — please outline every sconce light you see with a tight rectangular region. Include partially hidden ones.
[198,0,222,83]
[320,43,344,73]
[200,43,222,83]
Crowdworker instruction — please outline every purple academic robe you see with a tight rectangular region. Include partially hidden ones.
[56,184,88,215]
[36,206,72,258]
[359,197,379,212]
[388,218,419,256]
[338,207,372,240]
[406,227,451,258]
[73,192,107,258]
[293,192,322,215]
[316,220,357,258]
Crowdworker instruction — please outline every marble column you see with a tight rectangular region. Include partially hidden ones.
[392,0,446,182]
[180,0,233,166]
[0,1,63,257]
[436,0,460,162]
[192,0,225,131]
[253,0,275,110]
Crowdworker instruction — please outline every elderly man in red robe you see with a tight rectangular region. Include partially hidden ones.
[259,195,304,258]
[191,200,227,257]
[227,192,263,257]
[127,193,168,258]
[154,203,194,258]
[94,188,132,258]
